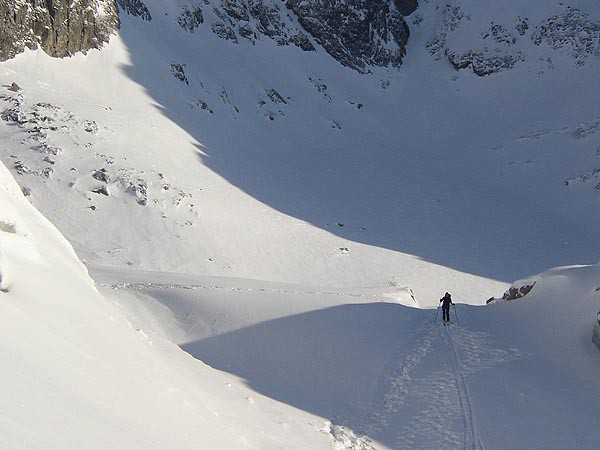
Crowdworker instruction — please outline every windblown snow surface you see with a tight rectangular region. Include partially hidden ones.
[1,0,600,448]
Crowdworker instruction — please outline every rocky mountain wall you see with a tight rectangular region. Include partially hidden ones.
[0,0,420,71]
[286,0,417,72]
[0,0,119,61]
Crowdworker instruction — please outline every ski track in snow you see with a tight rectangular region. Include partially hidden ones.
[103,281,384,300]
[445,325,485,450]
[107,281,523,450]
[363,319,522,449]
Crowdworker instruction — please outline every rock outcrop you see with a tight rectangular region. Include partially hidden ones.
[182,0,316,51]
[0,0,420,72]
[286,0,417,72]
[0,0,119,62]
[427,3,600,76]
[116,0,152,22]
[176,0,418,73]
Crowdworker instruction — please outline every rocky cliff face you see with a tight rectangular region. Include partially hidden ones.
[172,0,418,72]
[0,0,119,62]
[426,3,600,76]
[0,0,419,72]
[286,0,417,72]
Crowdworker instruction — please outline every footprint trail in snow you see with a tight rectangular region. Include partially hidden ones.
[362,320,522,449]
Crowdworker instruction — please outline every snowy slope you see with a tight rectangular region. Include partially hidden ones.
[0,0,600,448]
[0,41,506,307]
[0,160,337,449]
[1,0,599,305]
[93,261,600,450]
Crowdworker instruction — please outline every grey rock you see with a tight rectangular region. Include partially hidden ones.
[0,0,119,61]
[0,108,22,123]
[265,89,286,104]
[41,166,53,179]
[532,7,600,66]
[482,23,516,46]
[238,24,257,42]
[92,186,110,196]
[185,0,416,71]
[394,0,418,17]
[446,48,524,76]
[170,64,189,85]
[130,181,148,206]
[309,77,331,102]
[194,99,214,114]
[178,7,204,33]
[13,160,30,175]
[92,169,110,183]
[288,33,315,52]
[208,0,315,51]
[116,0,152,21]
[286,0,412,72]
[487,282,536,304]
[212,22,239,43]
[8,82,22,92]
[222,0,249,21]
[503,283,535,301]
[515,17,529,36]
[83,120,98,133]
[426,4,468,59]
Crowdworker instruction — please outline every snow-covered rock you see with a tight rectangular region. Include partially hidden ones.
[425,1,600,75]
[286,0,415,72]
[171,0,418,71]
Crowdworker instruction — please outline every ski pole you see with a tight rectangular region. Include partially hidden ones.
[435,305,439,323]
[453,303,459,326]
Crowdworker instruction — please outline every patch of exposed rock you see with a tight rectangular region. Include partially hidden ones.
[188,0,315,51]
[116,0,152,21]
[0,0,120,61]
[532,6,600,66]
[446,49,524,76]
[286,0,416,72]
[487,282,536,304]
[177,0,418,72]
[428,3,600,76]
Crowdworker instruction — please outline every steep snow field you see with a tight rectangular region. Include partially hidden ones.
[1,0,600,448]
[0,161,338,449]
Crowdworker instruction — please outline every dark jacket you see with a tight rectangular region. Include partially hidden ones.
[440,294,453,309]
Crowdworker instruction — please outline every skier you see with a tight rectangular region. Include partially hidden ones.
[439,292,453,323]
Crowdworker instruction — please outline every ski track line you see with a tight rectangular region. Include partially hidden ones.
[383,322,464,449]
[103,281,383,301]
[444,325,485,450]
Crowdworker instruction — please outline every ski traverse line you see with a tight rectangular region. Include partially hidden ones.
[103,281,383,301]
[444,325,485,450]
